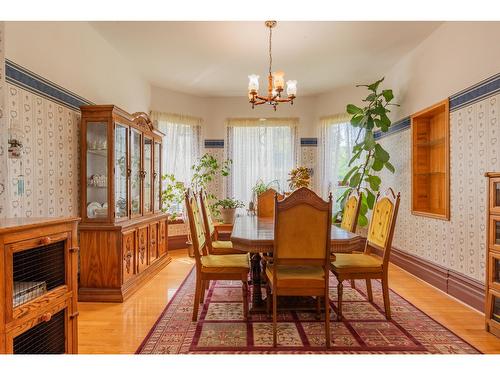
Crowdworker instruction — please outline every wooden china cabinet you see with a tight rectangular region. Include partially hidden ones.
[78,105,170,302]
[485,172,500,337]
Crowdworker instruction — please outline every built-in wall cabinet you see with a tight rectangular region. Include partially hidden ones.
[411,99,450,220]
[78,106,170,302]
[486,172,500,338]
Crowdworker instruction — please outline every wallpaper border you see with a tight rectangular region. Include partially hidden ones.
[5,59,93,111]
[300,137,318,147]
[204,139,224,148]
[374,71,500,140]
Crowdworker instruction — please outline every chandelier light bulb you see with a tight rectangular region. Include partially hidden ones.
[273,71,285,90]
[286,80,297,97]
[248,74,260,92]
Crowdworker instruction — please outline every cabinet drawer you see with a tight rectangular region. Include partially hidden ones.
[149,222,158,263]
[136,226,148,273]
[122,230,136,283]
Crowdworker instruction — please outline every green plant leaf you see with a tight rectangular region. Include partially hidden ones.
[372,159,384,171]
[346,104,363,115]
[342,166,359,185]
[363,131,376,151]
[382,89,394,102]
[374,143,390,162]
[385,161,395,173]
[357,214,368,227]
[349,172,361,188]
[365,189,376,209]
[348,149,363,166]
[366,175,381,191]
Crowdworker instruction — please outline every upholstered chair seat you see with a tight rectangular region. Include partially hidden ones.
[266,264,325,288]
[331,253,383,273]
[201,253,250,272]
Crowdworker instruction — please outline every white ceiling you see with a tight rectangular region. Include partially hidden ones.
[90,21,442,97]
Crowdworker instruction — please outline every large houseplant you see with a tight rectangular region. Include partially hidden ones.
[339,77,397,226]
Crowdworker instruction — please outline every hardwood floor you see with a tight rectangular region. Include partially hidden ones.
[78,249,500,354]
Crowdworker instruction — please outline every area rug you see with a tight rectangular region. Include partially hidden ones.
[137,267,480,354]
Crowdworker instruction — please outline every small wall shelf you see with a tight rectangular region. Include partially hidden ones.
[411,99,450,220]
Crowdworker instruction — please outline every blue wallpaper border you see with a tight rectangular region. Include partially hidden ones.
[204,139,224,148]
[374,117,411,140]
[5,59,93,111]
[300,138,318,147]
[450,72,500,111]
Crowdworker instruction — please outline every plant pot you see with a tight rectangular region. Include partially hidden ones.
[220,208,236,224]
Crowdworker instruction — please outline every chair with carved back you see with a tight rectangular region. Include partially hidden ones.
[340,189,362,233]
[185,190,250,321]
[330,188,400,320]
[265,187,332,348]
[199,189,241,255]
[257,188,284,218]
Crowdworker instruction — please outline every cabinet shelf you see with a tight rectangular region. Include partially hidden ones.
[87,149,107,157]
[411,99,450,220]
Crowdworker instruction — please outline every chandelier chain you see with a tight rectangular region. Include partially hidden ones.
[268,25,272,75]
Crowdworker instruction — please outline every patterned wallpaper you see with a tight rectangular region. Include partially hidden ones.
[377,93,500,282]
[5,84,80,218]
[0,22,6,217]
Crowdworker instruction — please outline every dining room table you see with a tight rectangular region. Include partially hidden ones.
[230,215,363,312]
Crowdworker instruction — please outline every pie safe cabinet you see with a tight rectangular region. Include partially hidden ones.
[78,106,170,302]
[486,172,500,338]
[0,217,80,354]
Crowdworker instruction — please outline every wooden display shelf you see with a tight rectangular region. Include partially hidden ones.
[411,99,450,220]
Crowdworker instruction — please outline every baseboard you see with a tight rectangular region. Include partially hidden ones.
[372,245,485,312]
[169,234,188,250]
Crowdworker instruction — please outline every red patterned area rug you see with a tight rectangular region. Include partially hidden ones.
[137,267,480,354]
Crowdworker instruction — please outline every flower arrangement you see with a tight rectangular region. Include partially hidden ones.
[288,166,311,191]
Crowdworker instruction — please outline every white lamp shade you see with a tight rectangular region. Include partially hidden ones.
[286,80,297,96]
[248,74,260,91]
[273,71,285,90]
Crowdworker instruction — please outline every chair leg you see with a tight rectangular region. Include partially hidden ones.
[366,279,373,302]
[350,280,355,288]
[242,278,249,319]
[273,291,278,347]
[337,281,343,321]
[324,290,331,349]
[192,274,202,321]
[266,283,272,317]
[316,296,321,319]
[200,280,206,304]
[382,273,391,319]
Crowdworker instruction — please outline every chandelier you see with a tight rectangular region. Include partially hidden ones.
[248,21,297,111]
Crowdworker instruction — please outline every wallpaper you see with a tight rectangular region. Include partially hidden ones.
[0,22,6,217]
[377,93,500,282]
[5,83,80,218]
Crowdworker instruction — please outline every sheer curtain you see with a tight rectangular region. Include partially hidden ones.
[151,111,202,211]
[226,118,298,208]
[319,114,364,213]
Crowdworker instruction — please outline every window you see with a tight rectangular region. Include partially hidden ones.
[226,118,298,207]
[319,114,364,213]
[151,112,202,213]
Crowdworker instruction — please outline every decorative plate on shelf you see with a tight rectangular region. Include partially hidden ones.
[87,201,101,218]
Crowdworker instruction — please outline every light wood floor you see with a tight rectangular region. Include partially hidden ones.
[78,249,500,354]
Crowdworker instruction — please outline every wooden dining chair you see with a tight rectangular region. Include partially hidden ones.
[257,188,284,218]
[340,189,362,233]
[185,190,250,321]
[265,187,332,348]
[330,188,400,320]
[199,189,240,255]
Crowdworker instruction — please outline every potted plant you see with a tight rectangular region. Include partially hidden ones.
[339,77,398,226]
[214,198,245,224]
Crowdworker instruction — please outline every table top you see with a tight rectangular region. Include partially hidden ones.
[230,215,361,253]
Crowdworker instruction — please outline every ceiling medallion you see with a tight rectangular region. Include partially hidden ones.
[248,21,297,111]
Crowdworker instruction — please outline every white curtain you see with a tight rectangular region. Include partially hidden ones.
[151,111,202,212]
[319,114,364,212]
[226,118,298,208]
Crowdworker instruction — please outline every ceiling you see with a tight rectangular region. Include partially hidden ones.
[91,21,442,97]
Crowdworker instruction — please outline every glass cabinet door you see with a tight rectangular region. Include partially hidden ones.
[114,124,128,219]
[494,296,500,323]
[144,137,153,214]
[130,129,142,217]
[86,121,108,220]
[492,179,500,214]
[154,142,161,212]
[492,216,500,251]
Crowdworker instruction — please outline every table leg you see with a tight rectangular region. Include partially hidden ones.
[250,253,265,311]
